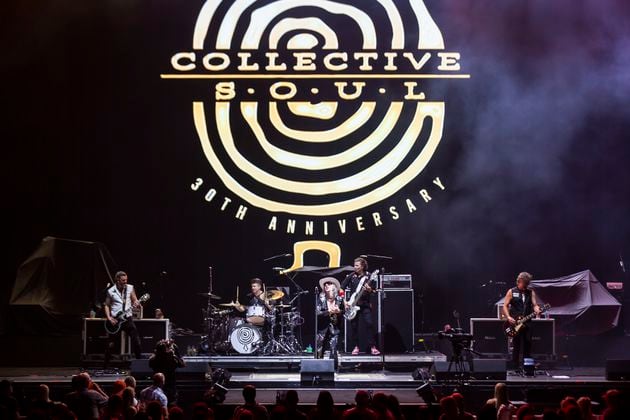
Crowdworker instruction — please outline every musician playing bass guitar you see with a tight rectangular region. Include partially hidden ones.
[341,257,381,355]
[104,271,143,367]
[502,272,541,369]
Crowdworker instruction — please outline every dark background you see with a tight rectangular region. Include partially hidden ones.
[3,0,630,352]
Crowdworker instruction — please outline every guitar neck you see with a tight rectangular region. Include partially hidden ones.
[521,312,536,323]
[519,305,549,324]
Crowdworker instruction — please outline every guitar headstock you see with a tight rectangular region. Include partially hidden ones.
[370,269,380,280]
[139,293,150,303]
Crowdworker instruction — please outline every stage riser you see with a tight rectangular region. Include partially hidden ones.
[182,353,446,371]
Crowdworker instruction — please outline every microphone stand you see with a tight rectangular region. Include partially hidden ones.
[314,286,319,359]
[276,269,307,352]
[362,255,389,361]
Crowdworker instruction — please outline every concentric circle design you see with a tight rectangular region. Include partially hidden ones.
[191,0,447,216]
[230,325,262,354]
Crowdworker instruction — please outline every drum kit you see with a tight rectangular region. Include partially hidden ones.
[199,288,304,355]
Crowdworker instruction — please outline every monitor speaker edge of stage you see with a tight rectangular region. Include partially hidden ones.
[471,358,507,380]
[606,359,630,381]
[300,359,334,385]
[430,360,470,381]
[131,359,209,381]
[430,359,506,381]
[130,359,152,380]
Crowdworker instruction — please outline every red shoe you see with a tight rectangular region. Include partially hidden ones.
[370,346,381,355]
[351,346,360,355]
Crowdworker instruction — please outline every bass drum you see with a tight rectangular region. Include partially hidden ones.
[230,324,262,354]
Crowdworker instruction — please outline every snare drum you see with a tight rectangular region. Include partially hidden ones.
[246,305,266,326]
[230,324,262,354]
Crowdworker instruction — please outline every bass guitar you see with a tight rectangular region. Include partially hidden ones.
[104,293,150,334]
[503,303,551,337]
[344,270,379,321]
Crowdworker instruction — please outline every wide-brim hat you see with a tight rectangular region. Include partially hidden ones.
[319,277,341,290]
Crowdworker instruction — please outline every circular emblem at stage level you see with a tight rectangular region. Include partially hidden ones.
[163,0,468,221]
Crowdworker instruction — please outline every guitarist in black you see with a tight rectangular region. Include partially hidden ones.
[341,257,380,355]
[502,272,541,369]
[104,271,143,366]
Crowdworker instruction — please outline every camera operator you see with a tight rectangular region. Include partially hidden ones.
[148,339,185,404]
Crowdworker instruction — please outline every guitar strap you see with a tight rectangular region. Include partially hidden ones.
[122,285,127,314]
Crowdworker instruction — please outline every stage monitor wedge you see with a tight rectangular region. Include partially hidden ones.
[300,359,334,386]
[606,359,630,381]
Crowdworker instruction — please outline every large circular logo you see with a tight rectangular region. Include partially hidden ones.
[164,0,467,219]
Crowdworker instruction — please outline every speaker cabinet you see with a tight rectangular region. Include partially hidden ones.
[529,319,555,356]
[300,359,334,385]
[83,318,169,356]
[470,319,508,356]
[606,359,630,380]
[83,318,122,355]
[343,289,414,353]
[172,334,203,354]
[135,319,170,354]
[380,289,414,353]
[471,318,555,358]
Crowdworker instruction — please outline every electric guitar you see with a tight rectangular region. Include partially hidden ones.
[104,293,150,334]
[503,303,551,337]
[344,270,379,321]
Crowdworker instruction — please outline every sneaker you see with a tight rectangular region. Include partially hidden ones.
[370,347,381,355]
[351,346,360,355]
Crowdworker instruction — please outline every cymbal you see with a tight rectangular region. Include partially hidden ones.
[211,309,231,315]
[218,301,242,307]
[197,292,222,300]
[264,290,284,300]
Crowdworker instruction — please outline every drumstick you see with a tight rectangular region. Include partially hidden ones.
[236,285,239,303]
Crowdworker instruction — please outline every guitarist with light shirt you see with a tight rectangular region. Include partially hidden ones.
[502,272,541,370]
[104,271,143,366]
[341,257,381,355]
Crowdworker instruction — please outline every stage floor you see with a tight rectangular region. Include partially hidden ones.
[0,366,613,385]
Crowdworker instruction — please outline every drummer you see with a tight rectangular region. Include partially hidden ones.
[235,278,273,326]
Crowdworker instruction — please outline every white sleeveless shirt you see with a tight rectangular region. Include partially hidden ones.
[107,284,134,318]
